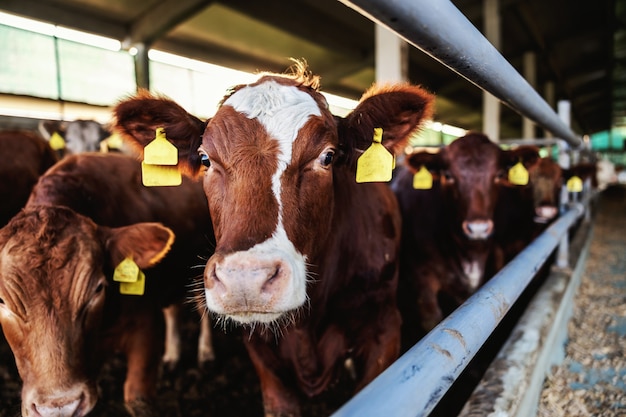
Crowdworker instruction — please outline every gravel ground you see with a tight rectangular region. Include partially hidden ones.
[537,185,626,417]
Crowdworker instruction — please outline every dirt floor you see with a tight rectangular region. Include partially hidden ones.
[537,186,626,417]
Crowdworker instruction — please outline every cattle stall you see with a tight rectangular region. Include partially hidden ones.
[0,3,615,417]
[328,0,597,416]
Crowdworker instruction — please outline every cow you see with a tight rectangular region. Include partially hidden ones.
[38,119,127,156]
[112,62,434,416]
[0,130,58,227]
[0,152,215,416]
[391,133,539,347]
[492,149,563,264]
[529,156,562,224]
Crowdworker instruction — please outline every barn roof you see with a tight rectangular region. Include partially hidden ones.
[1,0,624,139]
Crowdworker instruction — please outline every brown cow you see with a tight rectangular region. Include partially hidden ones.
[0,130,58,227]
[0,152,214,417]
[529,157,562,224]
[493,150,562,263]
[392,133,539,346]
[113,62,434,416]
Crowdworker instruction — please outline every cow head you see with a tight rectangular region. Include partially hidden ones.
[114,62,433,326]
[39,120,111,156]
[406,133,539,240]
[0,206,173,417]
[529,157,562,223]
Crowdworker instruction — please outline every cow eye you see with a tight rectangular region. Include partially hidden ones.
[320,148,335,168]
[442,170,455,183]
[495,169,507,182]
[200,153,211,168]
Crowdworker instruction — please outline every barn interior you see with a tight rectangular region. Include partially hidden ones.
[0,0,625,158]
[0,2,625,417]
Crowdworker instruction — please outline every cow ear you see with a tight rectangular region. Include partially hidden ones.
[502,145,540,169]
[406,149,443,173]
[113,90,206,177]
[101,223,175,270]
[337,84,434,166]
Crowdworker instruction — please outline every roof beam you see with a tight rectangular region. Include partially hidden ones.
[1,0,125,39]
[125,0,214,47]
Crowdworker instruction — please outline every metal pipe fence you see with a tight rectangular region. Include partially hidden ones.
[331,203,585,417]
[330,1,591,414]
[336,0,583,148]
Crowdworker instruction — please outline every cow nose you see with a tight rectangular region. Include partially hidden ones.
[205,251,295,323]
[462,219,493,240]
[535,205,558,222]
[213,258,283,293]
[31,396,83,417]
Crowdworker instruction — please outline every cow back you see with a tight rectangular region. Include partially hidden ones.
[0,130,58,227]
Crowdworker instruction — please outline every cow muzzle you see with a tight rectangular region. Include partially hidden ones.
[462,219,494,240]
[23,385,94,417]
[534,205,558,223]
[203,239,308,325]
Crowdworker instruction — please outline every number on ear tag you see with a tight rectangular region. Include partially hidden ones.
[356,128,394,183]
[413,166,433,189]
[141,162,182,186]
[508,162,529,185]
[113,257,140,283]
[119,270,146,295]
[567,175,583,192]
[49,132,66,150]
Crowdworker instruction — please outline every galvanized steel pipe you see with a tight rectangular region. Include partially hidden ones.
[336,0,583,147]
[331,204,584,417]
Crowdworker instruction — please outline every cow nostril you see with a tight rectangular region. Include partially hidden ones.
[265,265,281,285]
[463,220,493,239]
[33,396,83,417]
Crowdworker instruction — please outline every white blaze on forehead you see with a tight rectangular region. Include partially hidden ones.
[223,80,322,213]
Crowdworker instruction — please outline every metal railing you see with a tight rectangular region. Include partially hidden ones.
[336,0,583,148]
[330,0,589,415]
[331,203,584,417]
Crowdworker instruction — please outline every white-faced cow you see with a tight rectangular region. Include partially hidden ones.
[392,133,539,346]
[0,130,58,227]
[0,152,214,417]
[39,119,113,157]
[113,63,434,416]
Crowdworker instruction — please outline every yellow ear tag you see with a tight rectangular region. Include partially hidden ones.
[119,270,146,296]
[113,257,140,283]
[356,128,394,183]
[141,128,182,187]
[105,133,124,150]
[413,166,433,189]
[508,162,529,185]
[49,132,66,150]
[567,175,583,192]
[141,163,182,186]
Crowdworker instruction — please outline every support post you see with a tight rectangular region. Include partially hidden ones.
[133,43,150,91]
[482,0,500,141]
[375,24,408,83]
[522,52,537,138]
[556,100,572,269]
